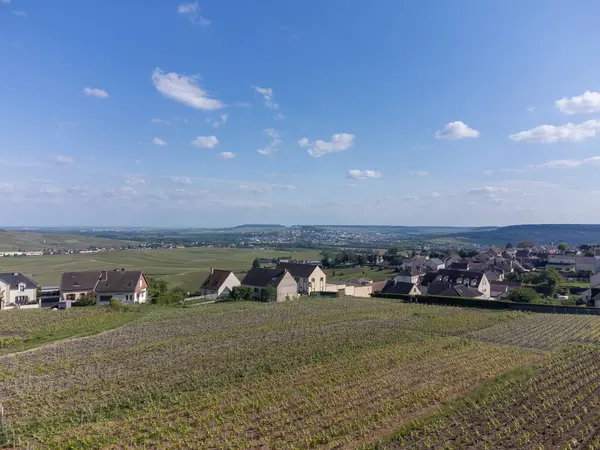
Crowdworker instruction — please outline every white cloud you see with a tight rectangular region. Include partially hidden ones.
[153,137,167,146]
[152,68,223,110]
[509,120,600,143]
[83,87,109,98]
[531,155,600,169]
[526,106,536,112]
[209,113,228,128]
[54,155,74,166]
[347,169,382,180]
[0,0,12,4]
[257,128,281,156]
[253,86,283,119]
[177,2,210,26]
[298,137,310,148]
[191,135,218,148]
[0,183,14,194]
[556,91,600,115]
[152,118,170,125]
[408,170,428,176]
[435,121,479,140]
[103,187,138,199]
[217,151,236,159]
[430,192,441,198]
[468,186,509,194]
[403,196,418,201]
[303,133,355,158]
[12,10,26,17]
[346,183,357,188]
[170,176,192,185]
[39,186,62,196]
[65,185,89,195]
[125,175,146,185]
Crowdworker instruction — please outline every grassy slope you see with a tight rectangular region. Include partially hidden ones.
[324,267,397,282]
[0,247,321,292]
[0,230,131,252]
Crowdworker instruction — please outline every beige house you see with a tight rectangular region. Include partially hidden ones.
[0,273,39,310]
[241,267,299,302]
[276,262,326,294]
[325,281,372,298]
[200,269,240,299]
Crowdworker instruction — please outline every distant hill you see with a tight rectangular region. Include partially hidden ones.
[0,231,132,252]
[296,225,476,235]
[218,224,286,233]
[447,224,600,246]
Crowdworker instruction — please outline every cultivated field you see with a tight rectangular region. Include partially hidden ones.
[5,297,600,448]
[0,247,320,292]
[0,230,132,252]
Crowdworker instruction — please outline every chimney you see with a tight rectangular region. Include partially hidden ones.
[101,270,108,281]
[210,267,214,275]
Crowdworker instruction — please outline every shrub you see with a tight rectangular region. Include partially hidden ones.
[508,287,540,304]
[261,286,277,303]
[109,298,123,311]
[74,291,97,307]
[230,285,253,302]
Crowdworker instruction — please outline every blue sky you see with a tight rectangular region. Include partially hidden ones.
[2,1,600,227]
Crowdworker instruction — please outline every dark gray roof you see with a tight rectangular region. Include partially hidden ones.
[276,262,319,278]
[0,272,37,289]
[422,269,485,287]
[242,268,288,287]
[382,281,417,295]
[428,258,444,266]
[428,282,483,298]
[95,271,144,293]
[61,271,101,292]
[201,270,234,292]
[449,262,469,270]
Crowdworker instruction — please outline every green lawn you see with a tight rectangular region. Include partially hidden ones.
[0,248,320,292]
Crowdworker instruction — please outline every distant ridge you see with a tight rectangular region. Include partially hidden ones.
[447,224,600,245]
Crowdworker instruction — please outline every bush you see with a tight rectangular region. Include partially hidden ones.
[230,285,253,301]
[74,291,97,307]
[109,298,123,311]
[261,286,277,303]
[508,287,540,304]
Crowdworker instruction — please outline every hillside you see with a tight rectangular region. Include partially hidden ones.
[0,230,132,252]
[447,224,600,246]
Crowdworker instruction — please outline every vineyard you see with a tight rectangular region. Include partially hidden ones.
[2,298,600,448]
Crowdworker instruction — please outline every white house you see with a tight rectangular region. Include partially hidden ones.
[61,270,148,304]
[393,269,421,284]
[200,269,240,299]
[241,268,299,302]
[276,262,326,294]
[0,272,39,310]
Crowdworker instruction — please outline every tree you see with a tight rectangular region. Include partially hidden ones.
[508,287,540,303]
[76,291,97,307]
[261,285,277,302]
[252,258,261,269]
[230,285,253,301]
[517,240,535,248]
[147,277,168,299]
[505,242,514,249]
[558,242,569,252]
[320,251,332,268]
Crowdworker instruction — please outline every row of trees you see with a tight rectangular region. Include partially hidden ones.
[229,285,277,302]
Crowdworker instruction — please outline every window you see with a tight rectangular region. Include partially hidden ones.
[254,287,259,293]
[18,283,25,292]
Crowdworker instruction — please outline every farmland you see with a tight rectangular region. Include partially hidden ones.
[0,247,320,292]
[4,298,600,448]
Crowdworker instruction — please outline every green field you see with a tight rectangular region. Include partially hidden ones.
[0,248,320,292]
[5,299,600,447]
[0,230,132,252]
[324,266,397,282]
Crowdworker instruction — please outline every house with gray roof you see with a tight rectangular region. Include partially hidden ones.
[200,269,240,299]
[241,268,299,301]
[0,272,39,309]
[60,269,148,304]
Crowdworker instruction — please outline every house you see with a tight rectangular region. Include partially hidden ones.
[421,269,490,299]
[448,261,470,270]
[61,271,103,301]
[241,268,299,302]
[0,273,39,310]
[393,268,421,284]
[61,270,148,304]
[325,280,372,298]
[381,280,421,296]
[369,280,386,293]
[424,258,445,271]
[276,262,326,294]
[199,269,240,299]
[427,282,486,299]
[490,281,522,300]
[94,270,149,304]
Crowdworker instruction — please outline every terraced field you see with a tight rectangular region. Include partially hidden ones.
[2,298,600,448]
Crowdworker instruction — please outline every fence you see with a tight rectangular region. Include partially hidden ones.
[372,292,600,315]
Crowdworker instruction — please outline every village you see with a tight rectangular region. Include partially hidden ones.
[2,242,600,310]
